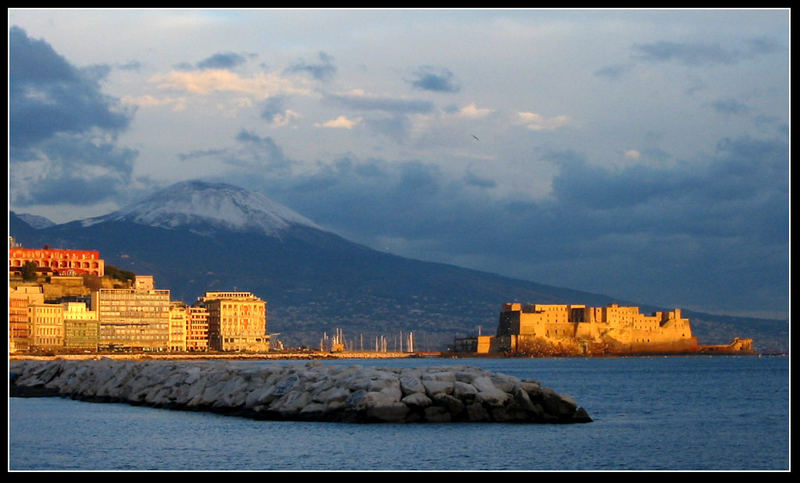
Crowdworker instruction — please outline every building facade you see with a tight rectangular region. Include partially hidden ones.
[9,285,44,352]
[63,302,99,351]
[168,302,188,352]
[28,303,66,350]
[9,245,104,277]
[185,306,210,352]
[92,276,170,351]
[196,291,269,352]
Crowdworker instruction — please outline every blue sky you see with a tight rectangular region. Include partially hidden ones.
[8,9,790,319]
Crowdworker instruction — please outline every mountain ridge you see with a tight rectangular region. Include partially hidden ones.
[8,182,788,352]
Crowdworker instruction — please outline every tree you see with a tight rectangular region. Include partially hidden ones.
[105,265,136,283]
[21,261,38,281]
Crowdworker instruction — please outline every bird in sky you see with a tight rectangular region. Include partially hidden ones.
[471,134,480,141]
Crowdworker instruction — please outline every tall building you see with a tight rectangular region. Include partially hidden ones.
[168,302,188,352]
[9,285,44,352]
[185,306,210,352]
[28,303,65,350]
[92,276,170,351]
[63,302,98,351]
[196,291,269,352]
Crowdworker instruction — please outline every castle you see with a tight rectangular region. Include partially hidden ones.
[454,303,754,356]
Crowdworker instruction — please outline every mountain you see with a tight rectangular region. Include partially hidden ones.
[13,213,56,230]
[9,181,788,353]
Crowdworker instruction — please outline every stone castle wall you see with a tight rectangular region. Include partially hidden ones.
[468,303,701,356]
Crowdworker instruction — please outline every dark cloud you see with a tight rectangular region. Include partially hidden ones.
[196,51,248,70]
[463,171,497,189]
[633,41,739,65]
[321,91,435,142]
[228,130,292,174]
[9,26,133,152]
[116,60,142,71]
[323,92,434,114]
[260,96,287,121]
[177,148,228,162]
[408,65,460,93]
[710,98,750,115]
[10,132,138,207]
[242,133,787,315]
[286,51,337,81]
[9,26,137,208]
[633,37,786,66]
[593,63,633,80]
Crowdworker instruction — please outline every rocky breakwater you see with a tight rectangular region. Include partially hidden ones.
[10,359,592,424]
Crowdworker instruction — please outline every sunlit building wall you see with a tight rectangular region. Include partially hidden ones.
[92,276,170,351]
[196,291,269,352]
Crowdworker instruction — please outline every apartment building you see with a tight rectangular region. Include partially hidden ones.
[92,276,170,351]
[28,303,65,350]
[63,302,99,351]
[185,306,210,352]
[196,291,269,352]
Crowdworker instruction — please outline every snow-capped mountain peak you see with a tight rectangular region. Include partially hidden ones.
[83,181,322,236]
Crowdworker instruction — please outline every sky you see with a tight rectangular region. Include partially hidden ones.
[8,8,790,319]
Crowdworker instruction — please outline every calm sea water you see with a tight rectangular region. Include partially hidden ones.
[8,355,790,471]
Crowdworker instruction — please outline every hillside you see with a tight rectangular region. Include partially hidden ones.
[9,182,788,353]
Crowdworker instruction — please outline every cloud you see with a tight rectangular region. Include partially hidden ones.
[9,26,134,152]
[321,90,435,142]
[710,98,750,115]
[316,115,362,129]
[323,90,434,114]
[455,103,492,119]
[9,26,137,208]
[121,94,187,111]
[517,111,570,131]
[633,37,786,66]
[196,51,249,70]
[259,96,301,126]
[593,63,633,80]
[241,132,787,314]
[150,69,312,98]
[286,51,337,81]
[624,149,641,160]
[408,65,460,93]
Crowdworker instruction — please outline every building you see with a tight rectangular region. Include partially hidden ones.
[456,303,699,356]
[63,302,99,351]
[9,245,104,277]
[92,276,170,351]
[168,302,188,352]
[196,291,269,352]
[185,306,210,352]
[9,285,44,352]
[28,303,65,350]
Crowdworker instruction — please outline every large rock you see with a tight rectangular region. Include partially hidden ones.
[9,359,592,424]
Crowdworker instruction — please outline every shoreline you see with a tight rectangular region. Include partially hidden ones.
[8,349,772,363]
[8,351,439,362]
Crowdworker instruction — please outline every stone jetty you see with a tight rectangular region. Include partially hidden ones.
[9,359,592,424]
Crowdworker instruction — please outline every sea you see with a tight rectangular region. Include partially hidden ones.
[8,355,790,471]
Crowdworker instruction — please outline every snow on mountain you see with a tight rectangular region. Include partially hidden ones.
[81,181,322,236]
[13,212,57,229]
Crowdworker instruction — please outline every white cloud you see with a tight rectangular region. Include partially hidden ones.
[121,94,188,111]
[149,69,313,99]
[517,111,570,131]
[624,149,641,160]
[315,115,361,129]
[456,103,492,119]
[269,110,302,127]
